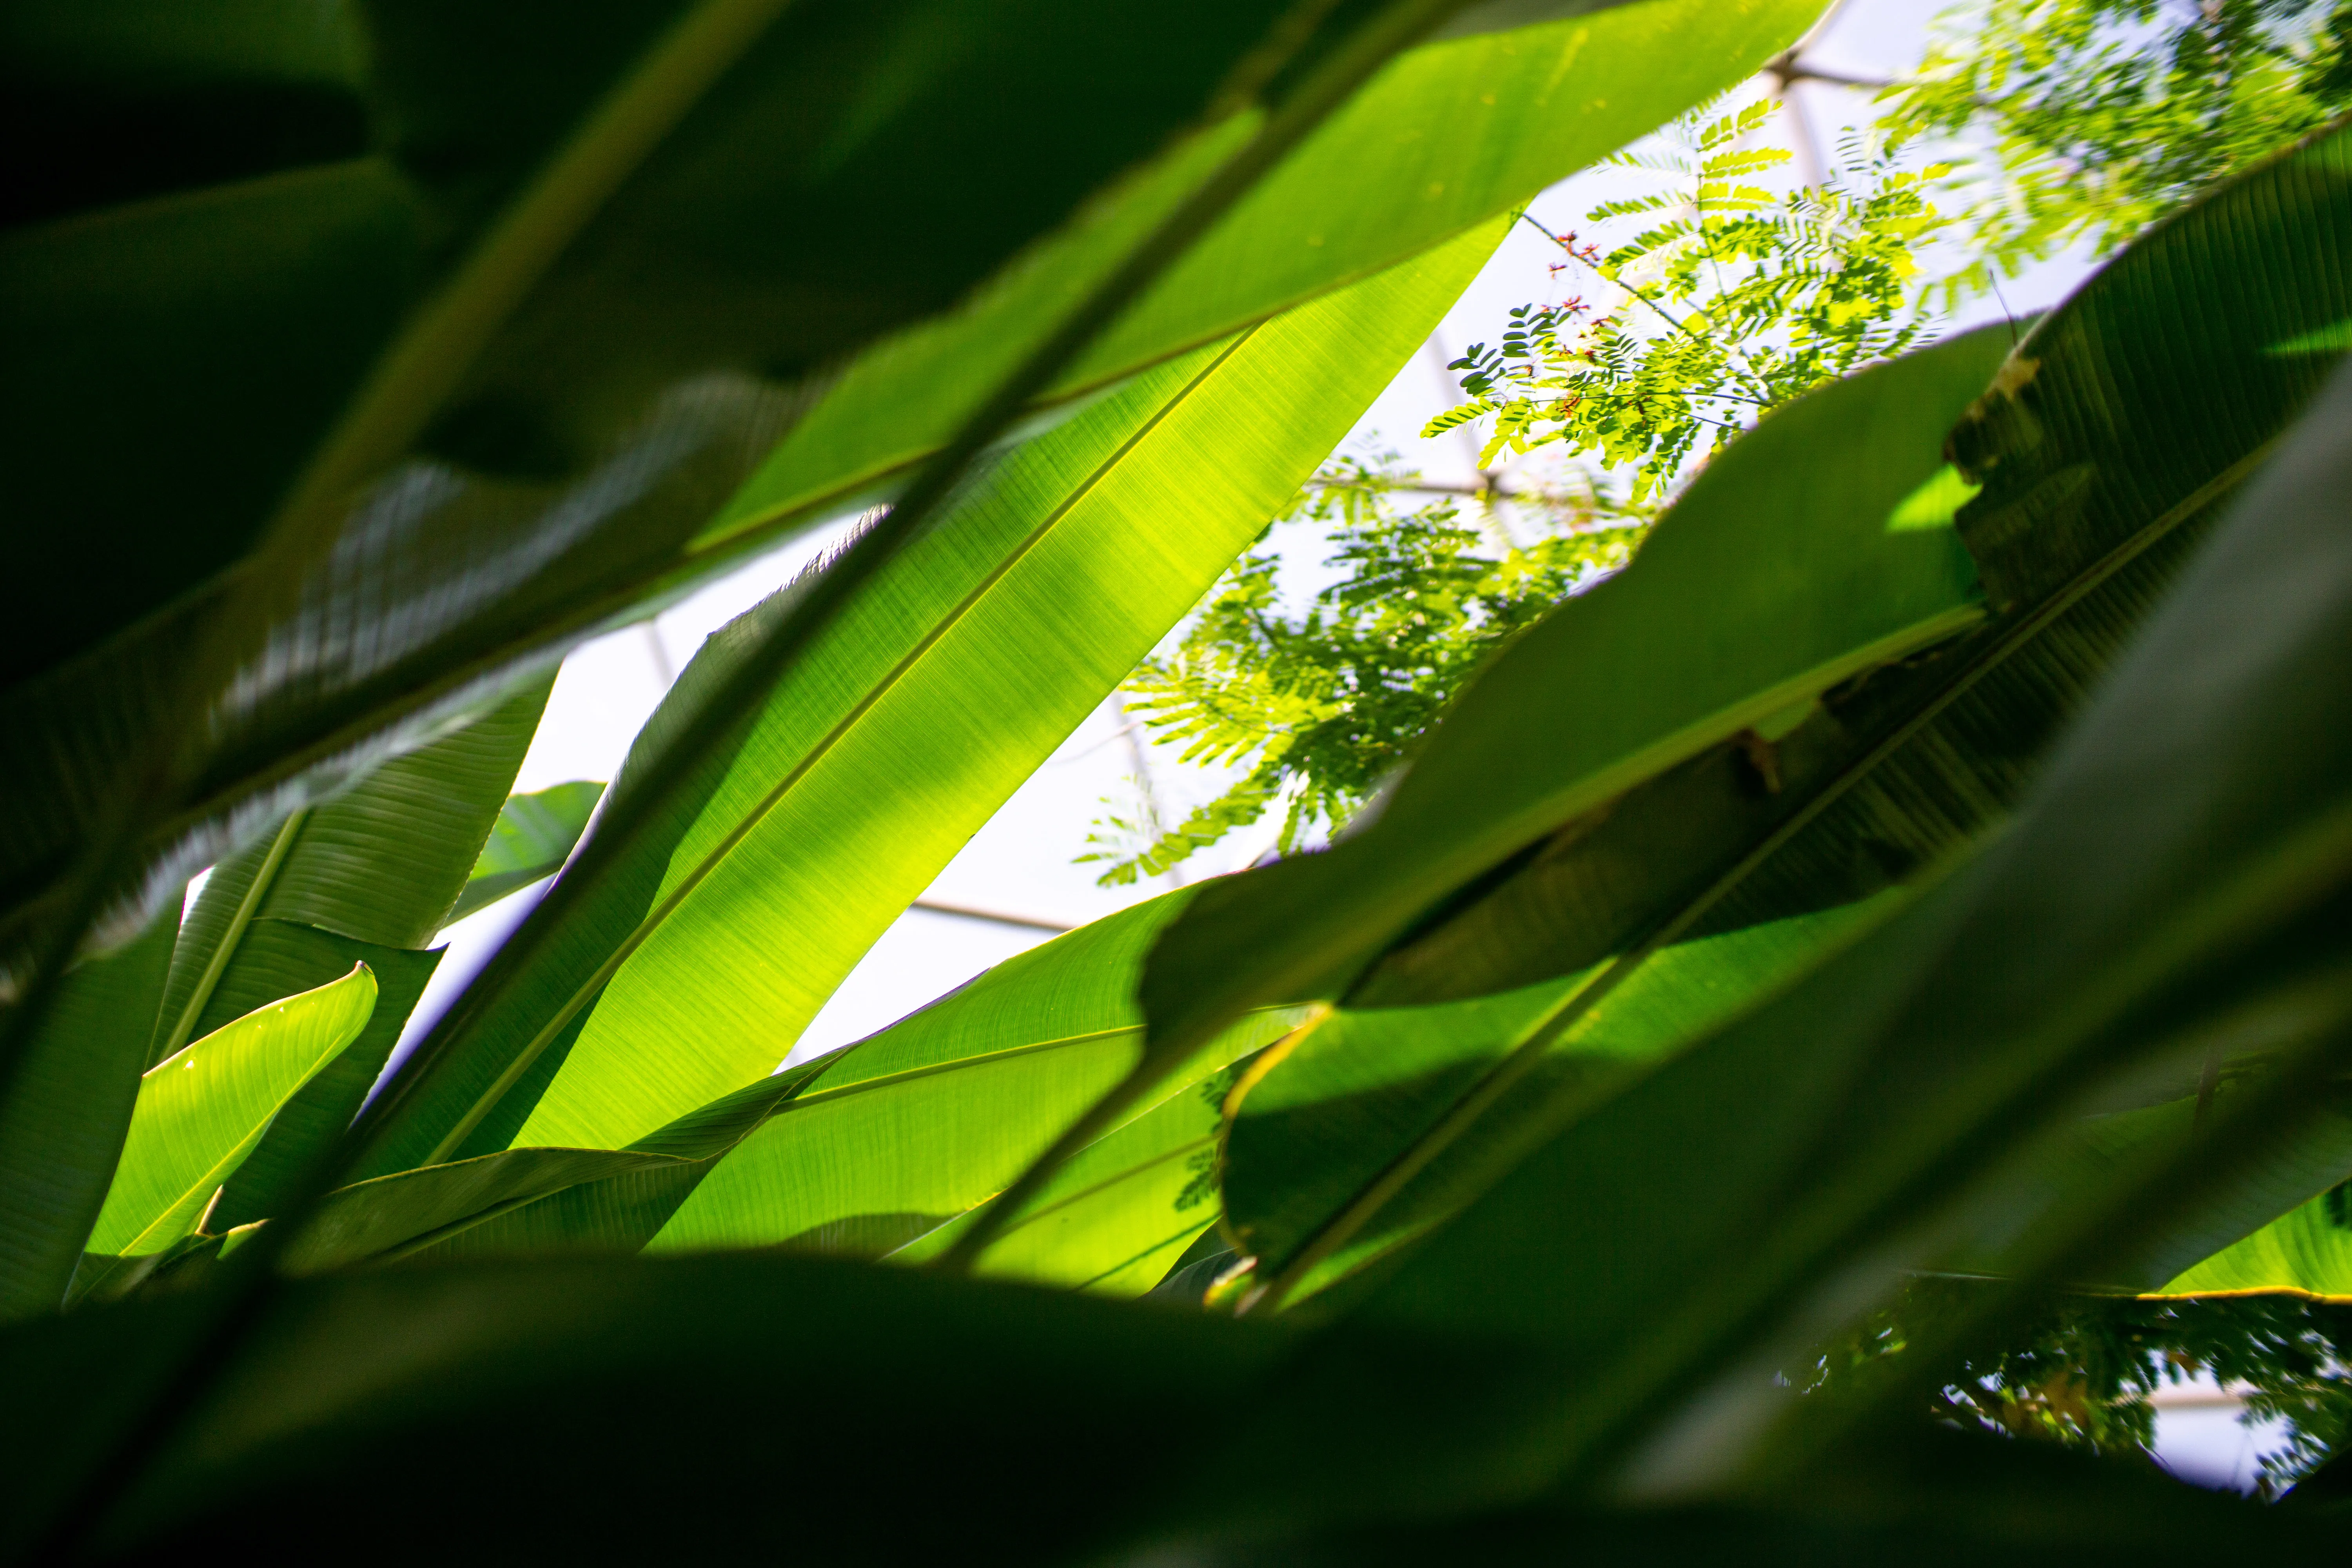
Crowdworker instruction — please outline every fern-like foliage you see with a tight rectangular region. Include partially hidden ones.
[1080,457,1641,885]
[1087,8,2352,889]
[1431,100,1948,503]
[1883,0,2352,311]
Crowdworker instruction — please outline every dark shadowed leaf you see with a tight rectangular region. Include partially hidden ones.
[1267,348,2352,1510]
[0,907,178,1320]
[1210,122,2352,1308]
[0,0,1808,972]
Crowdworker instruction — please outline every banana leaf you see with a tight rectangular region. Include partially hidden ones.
[135,684,544,1234]
[149,682,543,1063]
[701,0,1818,550]
[354,224,1497,1172]
[72,964,376,1302]
[5,0,1332,682]
[1209,122,2352,1308]
[0,906,178,1319]
[0,1250,1299,1563]
[1231,348,2352,1514]
[445,779,605,925]
[127,1057,835,1281]
[0,0,1813,968]
[641,892,1310,1261]
[0,1250,2325,1564]
[192,924,438,1234]
[2157,1187,2352,1299]
[1142,328,2000,1068]
[338,892,1305,1276]
[893,1059,1253,1297]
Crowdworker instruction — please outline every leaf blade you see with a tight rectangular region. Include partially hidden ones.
[84,964,376,1263]
[0,906,178,1319]
[445,780,604,926]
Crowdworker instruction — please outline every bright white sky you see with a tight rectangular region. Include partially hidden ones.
[384,0,2277,1486]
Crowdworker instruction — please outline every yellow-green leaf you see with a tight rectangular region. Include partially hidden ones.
[83,964,376,1264]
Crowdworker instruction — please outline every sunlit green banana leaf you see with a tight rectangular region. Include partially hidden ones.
[646,891,1310,1260]
[194,922,436,1234]
[1225,891,1924,1306]
[134,685,542,1234]
[701,0,1818,548]
[73,964,376,1300]
[331,893,1295,1271]
[356,225,1497,1171]
[445,780,604,925]
[141,1058,835,1280]
[896,1058,1253,1296]
[0,0,1811,967]
[273,1146,693,1272]
[0,906,177,1320]
[1209,122,2352,1308]
[151,682,543,1064]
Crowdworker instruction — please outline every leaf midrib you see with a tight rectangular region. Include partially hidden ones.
[786,1026,1141,1111]
[154,808,308,1063]
[993,1132,1214,1239]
